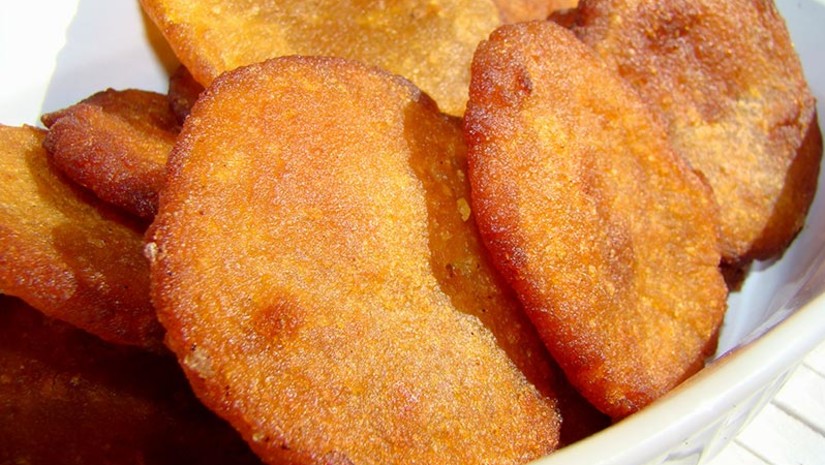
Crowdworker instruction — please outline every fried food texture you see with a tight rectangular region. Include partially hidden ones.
[148,56,561,464]
[494,0,579,23]
[0,296,262,465]
[575,0,823,264]
[464,22,728,419]
[168,65,204,124]
[0,125,162,349]
[138,0,501,116]
[42,89,179,219]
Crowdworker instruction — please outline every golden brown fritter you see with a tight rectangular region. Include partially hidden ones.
[0,295,262,465]
[494,0,578,23]
[138,0,502,116]
[42,89,178,219]
[167,65,204,124]
[0,125,162,349]
[575,0,822,264]
[464,21,728,419]
[149,56,561,465]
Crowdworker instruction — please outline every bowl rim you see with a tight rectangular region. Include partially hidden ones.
[535,285,825,465]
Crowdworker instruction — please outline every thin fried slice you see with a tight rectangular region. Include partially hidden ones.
[575,0,823,264]
[138,0,501,116]
[464,21,728,419]
[42,89,178,219]
[168,65,204,124]
[149,56,560,464]
[0,295,262,465]
[494,0,578,23]
[0,125,162,349]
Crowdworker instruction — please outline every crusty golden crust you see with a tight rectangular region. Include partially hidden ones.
[0,125,163,349]
[493,0,578,23]
[0,296,262,465]
[167,65,204,125]
[149,56,560,464]
[575,0,822,264]
[464,21,727,419]
[139,0,502,116]
[42,89,178,220]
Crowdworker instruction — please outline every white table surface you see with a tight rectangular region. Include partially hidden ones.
[706,338,825,465]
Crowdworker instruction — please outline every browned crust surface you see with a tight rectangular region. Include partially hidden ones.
[464,21,728,419]
[138,0,502,116]
[42,89,178,219]
[167,65,204,124]
[149,56,561,464]
[575,0,823,264]
[0,295,262,465]
[0,124,162,349]
[494,0,579,23]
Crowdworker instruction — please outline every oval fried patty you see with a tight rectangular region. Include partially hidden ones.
[42,89,179,219]
[139,0,502,116]
[0,125,162,349]
[464,22,728,419]
[0,296,262,465]
[575,0,822,264]
[149,56,560,464]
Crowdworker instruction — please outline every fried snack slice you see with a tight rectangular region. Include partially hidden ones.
[0,125,162,349]
[494,0,578,23]
[168,65,204,124]
[0,296,262,465]
[42,89,178,219]
[575,0,822,264]
[464,22,728,419]
[149,56,560,464]
[138,0,501,116]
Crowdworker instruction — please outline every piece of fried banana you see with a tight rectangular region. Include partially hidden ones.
[42,89,178,219]
[0,125,162,349]
[139,0,502,116]
[464,21,727,419]
[148,56,561,464]
[575,0,822,264]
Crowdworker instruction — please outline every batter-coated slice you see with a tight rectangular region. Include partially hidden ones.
[575,0,822,264]
[464,21,728,419]
[0,296,262,465]
[149,56,560,465]
[42,89,178,219]
[494,0,578,23]
[167,66,204,124]
[139,0,502,116]
[0,125,162,349]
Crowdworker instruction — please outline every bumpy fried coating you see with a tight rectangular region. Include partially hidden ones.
[494,0,578,23]
[464,22,728,419]
[168,65,204,124]
[138,0,501,116]
[0,125,162,349]
[575,0,822,264]
[42,89,178,219]
[0,296,262,465]
[149,56,560,465]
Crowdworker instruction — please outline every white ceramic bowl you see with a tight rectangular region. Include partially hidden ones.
[2,1,824,464]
